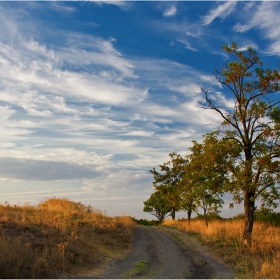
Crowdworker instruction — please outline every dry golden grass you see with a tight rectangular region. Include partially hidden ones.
[163,219,280,278]
[0,198,135,278]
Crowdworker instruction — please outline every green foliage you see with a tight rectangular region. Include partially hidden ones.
[254,210,280,226]
[193,213,223,222]
[182,133,230,226]
[149,152,188,220]
[232,213,246,220]
[233,211,280,227]
[132,218,161,226]
[143,191,171,221]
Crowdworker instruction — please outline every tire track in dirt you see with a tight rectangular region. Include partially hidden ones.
[79,225,234,279]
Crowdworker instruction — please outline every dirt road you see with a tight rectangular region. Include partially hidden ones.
[79,225,234,279]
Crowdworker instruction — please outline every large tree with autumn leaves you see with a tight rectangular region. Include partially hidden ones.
[199,42,280,246]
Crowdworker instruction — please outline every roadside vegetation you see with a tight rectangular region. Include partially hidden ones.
[163,216,280,278]
[0,198,135,278]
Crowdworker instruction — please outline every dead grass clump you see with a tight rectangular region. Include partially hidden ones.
[163,219,280,278]
[0,198,135,278]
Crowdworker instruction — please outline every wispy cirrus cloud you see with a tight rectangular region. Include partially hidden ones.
[186,31,201,38]
[233,2,280,56]
[50,2,77,14]
[163,6,177,17]
[177,39,198,52]
[93,1,133,11]
[201,2,237,25]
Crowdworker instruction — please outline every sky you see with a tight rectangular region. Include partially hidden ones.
[0,1,280,220]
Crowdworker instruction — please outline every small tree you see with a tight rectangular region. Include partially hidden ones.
[179,181,196,225]
[199,42,280,246]
[150,152,187,220]
[183,133,228,227]
[143,191,171,221]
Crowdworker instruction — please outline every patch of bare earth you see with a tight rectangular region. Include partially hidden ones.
[81,225,234,279]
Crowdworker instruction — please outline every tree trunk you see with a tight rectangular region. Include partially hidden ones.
[187,210,192,225]
[203,207,208,227]
[171,207,175,220]
[243,148,255,247]
[243,190,255,247]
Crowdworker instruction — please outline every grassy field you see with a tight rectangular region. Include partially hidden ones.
[0,198,135,278]
[163,219,280,278]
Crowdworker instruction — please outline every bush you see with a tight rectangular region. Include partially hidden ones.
[233,211,280,226]
[232,213,245,220]
[192,213,223,222]
[254,210,280,226]
[132,218,161,226]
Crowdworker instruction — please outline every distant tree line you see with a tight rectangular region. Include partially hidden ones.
[143,43,280,247]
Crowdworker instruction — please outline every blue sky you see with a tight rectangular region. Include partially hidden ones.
[0,1,280,219]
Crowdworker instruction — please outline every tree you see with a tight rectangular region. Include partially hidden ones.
[149,152,187,220]
[179,179,196,225]
[199,42,280,246]
[183,133,229,227]
[143,191,171,221]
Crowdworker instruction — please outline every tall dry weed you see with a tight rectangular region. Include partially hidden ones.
[163,219,280,278]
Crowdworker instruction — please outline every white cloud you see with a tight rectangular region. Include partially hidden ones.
[0,142,15,148]
[79,169,153,200]
[0,34,145,117]
[237,43,258,52]
[56,35,136,79]
[177,39,198,52]
[123,130,154,137]
[163,6,177,17]
[0,106,34,143]
[186,31,201,38]
[170,83,201,96]
[0,25,223,177]
[93,1,133,11]
[233,2,280,56]
[182,97,222,128]
[233,22,252,33]
[0,157,105,180]
[269,41,280,56]
[50,3,77,14]
[202,2,237,25]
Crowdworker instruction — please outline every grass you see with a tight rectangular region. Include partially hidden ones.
[121,260,149,278]
[163,219,280,278]
[0,198,135,278]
